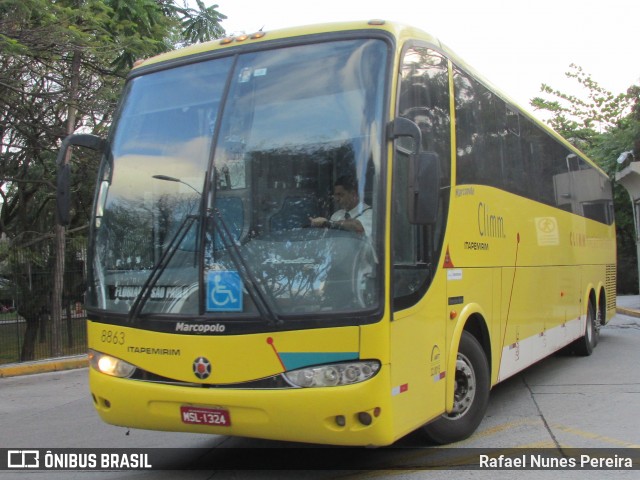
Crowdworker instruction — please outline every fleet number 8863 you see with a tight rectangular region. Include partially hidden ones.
[100,329,125,345]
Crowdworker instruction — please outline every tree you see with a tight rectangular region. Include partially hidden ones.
[531,64,632,139]
[531,65,640,293]
[0,0,226,360]
[176,0,226,45]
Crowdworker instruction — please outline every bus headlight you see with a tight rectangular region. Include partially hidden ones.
[283,361,380,388]
[89,350,136,378]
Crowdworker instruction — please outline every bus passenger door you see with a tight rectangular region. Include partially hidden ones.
[389,200,448,436]
[389,45,453,437]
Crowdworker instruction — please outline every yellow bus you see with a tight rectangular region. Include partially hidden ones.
[58,20,616,446]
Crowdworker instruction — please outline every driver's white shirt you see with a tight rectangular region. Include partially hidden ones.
[330,202,372,237]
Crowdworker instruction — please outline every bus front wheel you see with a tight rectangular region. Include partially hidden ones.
[421,331,490,445]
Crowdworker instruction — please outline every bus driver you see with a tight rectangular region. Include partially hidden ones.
[309,175,372,236]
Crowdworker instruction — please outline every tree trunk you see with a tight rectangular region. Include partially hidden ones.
[66,302,73,347]
[51,48,81,357]
[51,224,65,356]
[20,317,39,361]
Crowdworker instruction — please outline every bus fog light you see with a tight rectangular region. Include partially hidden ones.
[358,412,373,426]
[89,349,136,378]
[335,415,346,427]
[283,361,380,388]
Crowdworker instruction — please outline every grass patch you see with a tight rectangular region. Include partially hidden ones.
[0,316,87,365]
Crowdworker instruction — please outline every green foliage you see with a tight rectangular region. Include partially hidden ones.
[0,0,226,359]
[105,0,175,70]
[531,64,640,293]
[178,0,227,45]
[531,64,632,141]
[0,0,227,243]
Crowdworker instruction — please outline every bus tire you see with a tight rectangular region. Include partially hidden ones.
[572,300,598,356]
[421,331,490,445]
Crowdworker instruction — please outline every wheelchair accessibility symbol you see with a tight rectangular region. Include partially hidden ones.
[207,271,243,312]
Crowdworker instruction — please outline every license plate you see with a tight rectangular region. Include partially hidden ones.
[180,406,231,426]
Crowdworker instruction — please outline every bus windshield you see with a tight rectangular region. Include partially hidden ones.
[88,38,387,323]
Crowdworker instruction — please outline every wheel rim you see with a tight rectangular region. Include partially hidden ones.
[449,352,476,419]
[595,307,602,335]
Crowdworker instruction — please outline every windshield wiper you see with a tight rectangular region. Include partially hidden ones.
[211,207,282,326]
[128,214,197,322]
[140,176,280,324]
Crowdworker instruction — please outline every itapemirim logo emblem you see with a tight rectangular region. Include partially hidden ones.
[192,357,211,380]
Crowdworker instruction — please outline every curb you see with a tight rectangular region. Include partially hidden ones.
[0,355,88,378]
[616,307,640,319]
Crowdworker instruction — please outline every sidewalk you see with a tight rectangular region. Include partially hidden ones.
[615,294,640,318]
[1,297,640,379]
[0,354,87,378]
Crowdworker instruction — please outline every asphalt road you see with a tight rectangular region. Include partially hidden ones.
[1,311,639,479]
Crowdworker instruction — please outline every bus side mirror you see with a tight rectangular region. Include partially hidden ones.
[387,118,441,225]
[408,151,440,225]
[56,134,106,226]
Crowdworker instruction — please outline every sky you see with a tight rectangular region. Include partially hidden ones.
[210,0,639,113]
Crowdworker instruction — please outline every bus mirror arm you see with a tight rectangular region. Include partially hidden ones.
[55,134,106,226]
[387,117,422,153]
[56,133,106,166]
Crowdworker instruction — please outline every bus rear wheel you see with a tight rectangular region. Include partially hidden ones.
[572,300,599,356]
[421,331,490,445]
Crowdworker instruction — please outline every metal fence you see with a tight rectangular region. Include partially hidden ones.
[0,237,88,365]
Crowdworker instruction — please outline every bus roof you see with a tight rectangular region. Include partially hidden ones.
[132,20,441,69]
[130,20,606,177]
[129,19,506,120]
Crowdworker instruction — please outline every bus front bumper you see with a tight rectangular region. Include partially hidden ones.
[89,366,394,447]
